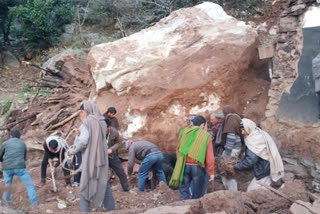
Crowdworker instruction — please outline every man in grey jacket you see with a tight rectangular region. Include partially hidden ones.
[312,51,320,119]
[125,140,166,191]
[0,130,38,207]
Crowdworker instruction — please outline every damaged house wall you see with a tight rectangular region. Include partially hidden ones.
[262,0,320,190]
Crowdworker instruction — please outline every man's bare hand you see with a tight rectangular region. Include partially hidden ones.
[72,128,80,136]
[147,171,153,180]
[51,167,56,174]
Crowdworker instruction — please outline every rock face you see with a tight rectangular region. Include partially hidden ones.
[87,2,269,152]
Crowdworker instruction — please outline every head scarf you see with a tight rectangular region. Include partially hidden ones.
[211,111,224,119]
[80,100,109,207]
[222,105,241,134]
[242,118,284,182]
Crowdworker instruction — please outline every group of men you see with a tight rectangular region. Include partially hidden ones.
[0,103,284,211]
[168,106,284,200]
[38,106,130,192]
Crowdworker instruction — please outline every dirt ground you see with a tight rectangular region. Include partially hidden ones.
[0,159,312,214]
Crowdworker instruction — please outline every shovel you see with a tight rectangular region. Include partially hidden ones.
[48,160,57,193]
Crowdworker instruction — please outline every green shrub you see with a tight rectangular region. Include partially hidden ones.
[0,100,12,116]
[10,0,73,45]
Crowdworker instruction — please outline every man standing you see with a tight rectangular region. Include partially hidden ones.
[210,111,224,157]
[104,107,120,130]
[39,135,72,189]
[170,116,214,200]
[220,106,242,191]
[105,118,129,192]
[0,130,38,206]
[312,51,320,119]
[126,140,167,191]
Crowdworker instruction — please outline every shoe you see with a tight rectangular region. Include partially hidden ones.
[0,199,10,208]
[36,182,46,188]
[72,182,80,187]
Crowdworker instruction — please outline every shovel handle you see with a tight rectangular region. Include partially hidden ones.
[48,160,57,192]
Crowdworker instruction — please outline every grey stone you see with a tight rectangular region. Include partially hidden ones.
[269,25,279,36]
[283,157,298,165]
[300,158,315,168]
[315,162,320,171]
[279,16,298,32]
[281,172,295,182]
[290,202,312,214]
[311,169,320,180]
[285,164,309,179]
[142,205,192,214]
[312,180,320,192]
[1,51,20,68]
[289,4,306,15]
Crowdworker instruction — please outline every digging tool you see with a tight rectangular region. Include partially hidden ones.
[256,180,318,214]
[48,159,57,193]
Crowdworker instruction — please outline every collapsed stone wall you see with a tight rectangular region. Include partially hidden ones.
[262,0,320,191]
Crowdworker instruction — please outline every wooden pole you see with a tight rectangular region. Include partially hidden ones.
[49,111,80,130]
[48,160,57,193]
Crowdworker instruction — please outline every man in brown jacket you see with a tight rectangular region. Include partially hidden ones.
[105,118,129,192]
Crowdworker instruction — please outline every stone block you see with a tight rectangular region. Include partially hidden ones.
[285,164,309,179]
[290,202,312,214]
[281,172,295,182]
[299,157,315,168]
[312,180,320,192]
[142,205,193,214]
[258,45,274,59]
[279,17,298,32]
[290,4,306,12]
[283,157,298,165]
[289,4,306,15]
[1,51,20,68]
[311,169,320,180]
[316,162,320,171]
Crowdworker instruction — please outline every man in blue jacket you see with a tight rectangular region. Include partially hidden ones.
[0,130,38,206]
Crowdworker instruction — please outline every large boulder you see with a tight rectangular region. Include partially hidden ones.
[0,51,20,68]
[87,2,268,152]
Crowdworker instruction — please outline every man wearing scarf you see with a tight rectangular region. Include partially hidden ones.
[39,135,71,188]
[69,101,115,212]
[210,111,224,157]
[220,105,242,191]
[227,118,284,191]
[170,115,214,200]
